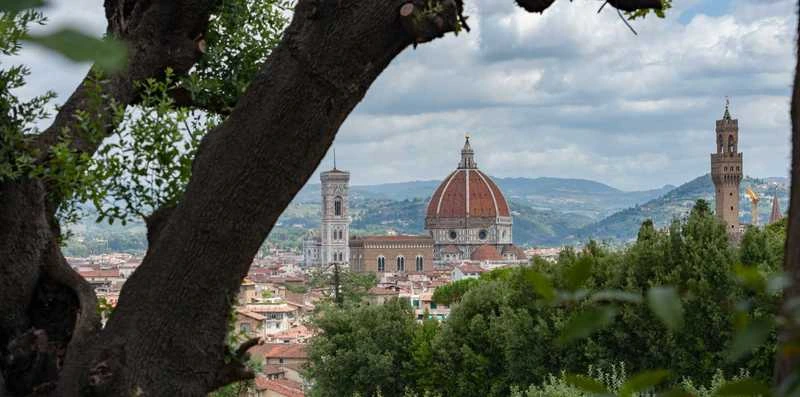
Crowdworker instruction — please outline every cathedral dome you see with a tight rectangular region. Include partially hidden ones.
[426,137,510,220]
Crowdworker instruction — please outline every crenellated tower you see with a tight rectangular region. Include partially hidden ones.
[711,99,743,236]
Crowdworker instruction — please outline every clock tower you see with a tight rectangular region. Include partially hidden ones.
[711,99,743,237]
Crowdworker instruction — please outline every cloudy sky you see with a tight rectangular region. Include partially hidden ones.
[11,0,796,191]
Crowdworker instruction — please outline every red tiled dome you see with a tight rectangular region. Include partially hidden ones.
[470,244,503,261]
[426,169,510,219]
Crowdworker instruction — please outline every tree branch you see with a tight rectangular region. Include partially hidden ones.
[32,0,222,161]
[514,0,662,14]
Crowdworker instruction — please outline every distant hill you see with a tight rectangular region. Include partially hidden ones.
[295,176,674,220]
[64,174,788,255]
[578,174,790,242]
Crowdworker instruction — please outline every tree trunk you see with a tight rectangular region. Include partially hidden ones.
[776,0,800,386]
[72,1,428,393]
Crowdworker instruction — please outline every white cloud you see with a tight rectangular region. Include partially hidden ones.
[7,0,796,191]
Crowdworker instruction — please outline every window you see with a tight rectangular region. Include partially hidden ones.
[377,256,385,272]
[416,256,424,272]
[334,196,343,216]
[448,230,457,240]
[728,135,735,154]
[478,229,487,240]
[396,256,405,272]
[240,323,251,333]
[430,301,437,309]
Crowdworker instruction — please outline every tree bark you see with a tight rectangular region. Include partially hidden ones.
[776,0,800,386]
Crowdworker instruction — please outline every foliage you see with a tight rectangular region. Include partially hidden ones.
[182,0,291,115]
[0,0,292,231]
[88,70,217,222]
[625,0,672,20]
[306,201,787,397]
[306,299,419,397]
[512,365,752,397]
[0,9,54,182]
[431,278,479,305]
[309,266,377,304]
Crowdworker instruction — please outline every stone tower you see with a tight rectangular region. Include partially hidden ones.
[711,99,743,236]
[320,165,351,264]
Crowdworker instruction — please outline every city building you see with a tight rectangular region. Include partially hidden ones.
[711,99,743,237]
[425,136,526,262]
[350,235,435,274]
[303,166,351,266]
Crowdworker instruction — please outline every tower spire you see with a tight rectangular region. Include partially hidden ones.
[770,188,783,224]
[459,134,476,169]
[723,96,732,120]
[333,148,337,170]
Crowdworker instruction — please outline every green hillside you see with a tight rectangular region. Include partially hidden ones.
[578,174,790,242]
[64,175,789,254]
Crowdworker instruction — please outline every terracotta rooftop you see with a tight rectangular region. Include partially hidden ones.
[250,343,308,360]
[470,245,503,261]
[79,270,122,278]
[368,287,400,296]
[456,263,486,274]
[236,309,266,321]
[246,304,297,313]
[254,375,305,397]
[502,244,528,260]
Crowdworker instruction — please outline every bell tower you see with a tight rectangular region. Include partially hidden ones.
[711,98,743,236]
[320,163,351,265]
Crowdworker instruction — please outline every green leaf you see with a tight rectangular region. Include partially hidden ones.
[727,317,773,362]
[564,374,610,395]
[0,0,45,12]
[714,379,772,396]
[619,370,670,397]
[558,306,617,345]
[24,28,127,72]
[734,264,767,292]
[524,270,555,301]
[658,388,693,397]
[647,286,684,331]
[565,258,592,290]
[590,290,643,304]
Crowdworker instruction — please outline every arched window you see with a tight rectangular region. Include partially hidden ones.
[334,196,343,216]
[717,134,722,152]
[377,256,385,272]
[416,256,424,272]
[727,135,735,154]
[396,256,405,272]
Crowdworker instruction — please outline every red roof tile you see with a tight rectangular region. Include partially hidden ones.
[254,375,304,397]
[426,169,510,219]
[470,245,503,261]
[250,343,308,359]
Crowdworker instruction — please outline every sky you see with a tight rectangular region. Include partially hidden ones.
[9,0,797,191]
